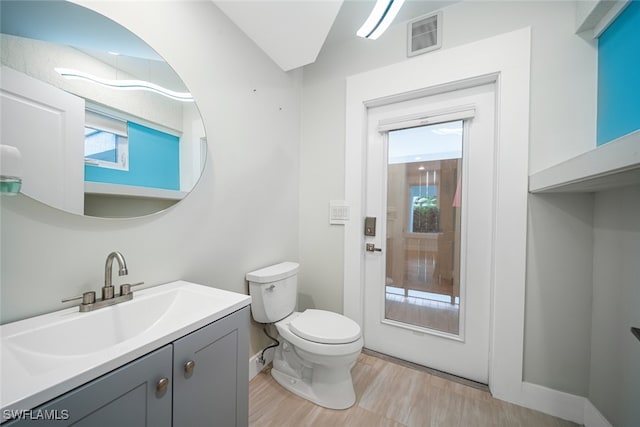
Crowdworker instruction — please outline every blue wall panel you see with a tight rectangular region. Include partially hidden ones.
[85,122,180,190]
[597,1,640,145]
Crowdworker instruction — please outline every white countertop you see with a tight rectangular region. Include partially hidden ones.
[0,281,251,417]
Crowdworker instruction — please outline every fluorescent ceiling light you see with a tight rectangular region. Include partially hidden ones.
[54,67,194,102]
[357,0,406,40]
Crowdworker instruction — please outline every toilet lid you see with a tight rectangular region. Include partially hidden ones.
[289,309,361,344]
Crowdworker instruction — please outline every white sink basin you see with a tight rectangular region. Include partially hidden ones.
[6,290,176,358]
[1,281,251,415]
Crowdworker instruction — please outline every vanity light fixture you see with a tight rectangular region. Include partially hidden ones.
[357,0,406,40]
[54,67,194,102]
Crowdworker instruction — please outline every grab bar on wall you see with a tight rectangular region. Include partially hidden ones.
[632,327,640,343]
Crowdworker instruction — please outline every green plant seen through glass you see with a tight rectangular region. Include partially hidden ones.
[413,196,440,232]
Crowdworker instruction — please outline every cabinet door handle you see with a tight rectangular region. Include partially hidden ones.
[184,360,195,377]
[156,377,169,398]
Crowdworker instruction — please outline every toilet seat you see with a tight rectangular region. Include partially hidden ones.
[275,312,363,357]
[289,309,361,344]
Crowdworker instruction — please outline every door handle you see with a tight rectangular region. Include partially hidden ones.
[366,243,382,252]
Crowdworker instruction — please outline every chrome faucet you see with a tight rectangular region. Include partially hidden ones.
[103,251,128,300]
[61,251,144,312]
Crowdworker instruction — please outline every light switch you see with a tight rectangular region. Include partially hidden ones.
[329,200,349,225]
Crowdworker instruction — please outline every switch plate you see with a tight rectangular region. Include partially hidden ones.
[329,200,349,225]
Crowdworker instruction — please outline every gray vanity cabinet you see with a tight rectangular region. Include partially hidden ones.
[4,306,249,427]
[5,345,173,426]
[173,306,249,427]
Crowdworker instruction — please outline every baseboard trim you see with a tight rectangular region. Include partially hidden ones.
[514,382,611,427]
[249,350,273,381]
[583,398,613,427]
[518,382,585,423]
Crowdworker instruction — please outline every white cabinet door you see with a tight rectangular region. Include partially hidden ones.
[1,66,84,214]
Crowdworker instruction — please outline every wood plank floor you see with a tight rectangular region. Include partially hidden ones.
[249,352,579,427]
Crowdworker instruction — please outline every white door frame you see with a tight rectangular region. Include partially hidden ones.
[344,28,531,403]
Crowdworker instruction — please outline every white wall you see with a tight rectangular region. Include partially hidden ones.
[590,186,640,427]
[0,0,301,357]
[299,0,597,396]
[525,193,594,396]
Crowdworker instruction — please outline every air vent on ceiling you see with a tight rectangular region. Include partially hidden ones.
[407,11,442,57]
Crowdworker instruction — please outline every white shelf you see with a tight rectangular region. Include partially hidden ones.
[529,130,640,193]
[575,0,630,38]
[84,182,187,200]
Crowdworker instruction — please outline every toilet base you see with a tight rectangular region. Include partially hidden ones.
[270,366,356,410]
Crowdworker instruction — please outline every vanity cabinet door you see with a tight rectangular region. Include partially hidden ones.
[172,306,249,427]
[4,345,173,427]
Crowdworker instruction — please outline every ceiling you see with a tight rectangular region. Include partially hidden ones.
[0,0,183,89]
[0,0,162,61]
[213,0,344,72]
[1,0,459,75]
[323,0,457,47]
[215,0,459,71]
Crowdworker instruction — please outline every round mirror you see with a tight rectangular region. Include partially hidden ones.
[0,0,206,218]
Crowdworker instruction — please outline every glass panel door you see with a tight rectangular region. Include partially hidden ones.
[384,120,463,335]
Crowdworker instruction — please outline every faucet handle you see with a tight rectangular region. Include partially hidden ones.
[62,291,96,305]
[119,281,145,296]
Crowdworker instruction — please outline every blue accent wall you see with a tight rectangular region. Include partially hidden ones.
[597,1,640,146]
[85,122,180,190]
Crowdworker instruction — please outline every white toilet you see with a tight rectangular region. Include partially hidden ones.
[246,261,363,410]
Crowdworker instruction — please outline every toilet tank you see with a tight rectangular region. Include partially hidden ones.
[246,262,299,323]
